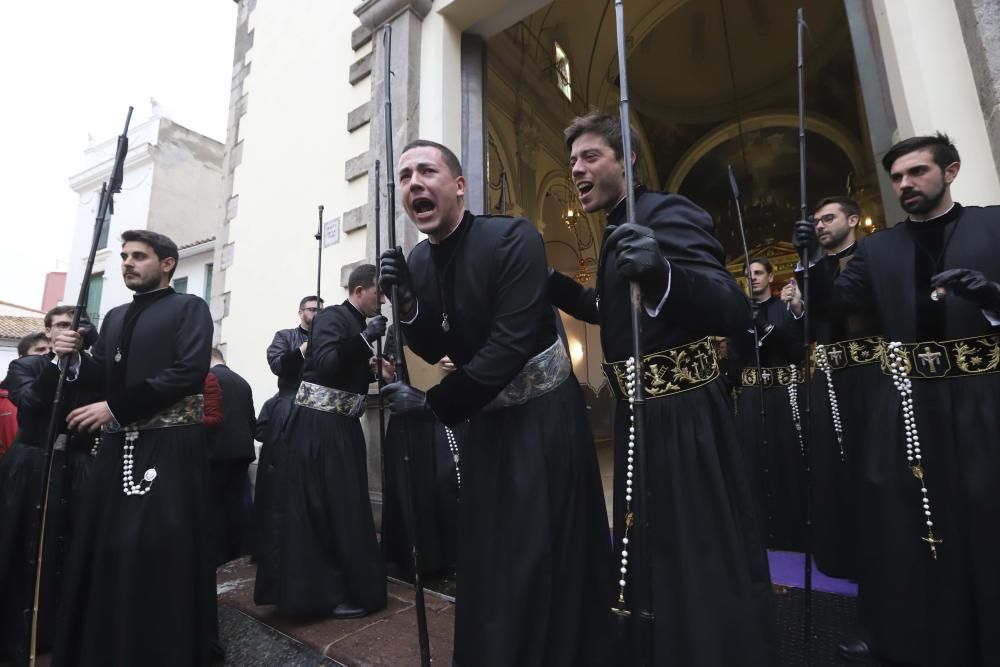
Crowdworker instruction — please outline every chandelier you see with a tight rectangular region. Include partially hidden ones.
[574,257,592,284]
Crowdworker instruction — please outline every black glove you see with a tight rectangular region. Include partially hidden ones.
[605,223,669,298]
[792,219,819,256]
[363,315,387,342]
[930,268,1000,311]
[380,381,430,416]
[379,246,416,315]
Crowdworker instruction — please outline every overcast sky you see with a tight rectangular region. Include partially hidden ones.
[0,0,236,309]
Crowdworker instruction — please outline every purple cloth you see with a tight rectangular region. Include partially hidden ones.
[768,550,858,596]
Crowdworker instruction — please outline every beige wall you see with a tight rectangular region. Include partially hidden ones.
[218,0,373,405]
[874,0,1000,206]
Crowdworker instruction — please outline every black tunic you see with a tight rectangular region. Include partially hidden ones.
[266,326,309,398]
[805,204,1000,666]
[732,295,808,552]
[380,326,460,579]
[253,301,386,616]
[808,243,880,580]
[52,287,217,667]
[0,355,91,661]
[549,187,777,666]
[207,364,256,565]
[402,212,613,667]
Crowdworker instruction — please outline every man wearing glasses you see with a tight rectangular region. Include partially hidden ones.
[266,296,324,398]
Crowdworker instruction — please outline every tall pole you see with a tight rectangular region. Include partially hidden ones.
[315,205,324,302]
[797,8,815,663]
[27,106,134,667]
[383,24,431,667]
[373,160,389,562]
[613,2,654,664]
[728,165,769,466]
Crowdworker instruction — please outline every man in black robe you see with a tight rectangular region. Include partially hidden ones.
[731,257,807,552]
[254,264,387,619]
[266,295,322,398]
[207,348,256,565]
[794,133,1000,666]
[379,139,613,666]
[50,229,217,667]
[548,112,777,666]
[785,196,881,587]
[253,295,322,561]
[0,307,98,664]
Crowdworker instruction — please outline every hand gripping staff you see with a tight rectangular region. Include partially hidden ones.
[26,107,133,667]
[382,24,431,667]
[612,2,654,664]
[796,8,816,662]
[727,165,769,483]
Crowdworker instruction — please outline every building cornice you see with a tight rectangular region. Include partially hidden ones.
[68,143,156,193]
[354,0,431,30]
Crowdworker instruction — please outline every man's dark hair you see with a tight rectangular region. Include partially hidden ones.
[814,196,860,220]
[400,139,464,177]
[210,347,225,364]
[563,112,643,182]
[748,257,774,274]
[347,264,378,293]
[881,132,960,173]
[299,295,324,309]
[17,332,48,357]
[44,305,76,328]
[121,229,180,278]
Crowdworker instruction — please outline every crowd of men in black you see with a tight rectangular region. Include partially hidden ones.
[1,116,997,667]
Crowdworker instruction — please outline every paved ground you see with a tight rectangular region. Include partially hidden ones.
[217,557,893,666]
[217,558,454,666]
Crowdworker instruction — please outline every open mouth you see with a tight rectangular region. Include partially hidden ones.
[412,196,436,220]
[577,181,594,197]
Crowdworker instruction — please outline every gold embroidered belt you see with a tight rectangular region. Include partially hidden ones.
[814,336,884,370]
[602,336,720,401]
[295,381,366,418]
[106,394,204,433]
[484,338,571,411]
[740,365,804,388]
[878,334,1000,380]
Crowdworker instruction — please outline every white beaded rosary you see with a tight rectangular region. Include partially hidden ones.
[787,364,805,457]
[617,356,637,604]
[122,430,157,496]
[444,425,461,489]
[886,342,942,559]
[814,346,845,460]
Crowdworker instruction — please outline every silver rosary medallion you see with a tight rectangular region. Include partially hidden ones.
[441,314,451,332]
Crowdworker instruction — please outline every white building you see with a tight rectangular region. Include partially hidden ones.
[66,113,224,325]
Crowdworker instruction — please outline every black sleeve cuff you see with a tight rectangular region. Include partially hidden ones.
[425,368,499,426]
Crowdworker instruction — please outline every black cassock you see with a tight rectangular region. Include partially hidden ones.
[550,187,777,666]
[805,203,1000,666]
[254,301,385,616]
[252,327,309,561]
[808,244,880,580]
[380,327,460,579]
[53,288,217,667]
[0,355,95,661]
[402,212,612,667]
[732,294,807,552]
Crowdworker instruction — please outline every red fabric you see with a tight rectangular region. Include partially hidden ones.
[202,372,224,430]
[0,390,17,456]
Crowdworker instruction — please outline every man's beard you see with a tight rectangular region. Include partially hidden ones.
[899,183,946,215]
[821,227,850,250]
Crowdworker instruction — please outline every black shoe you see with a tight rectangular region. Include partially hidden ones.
[837,639,875,663]
[332,602,367,619]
